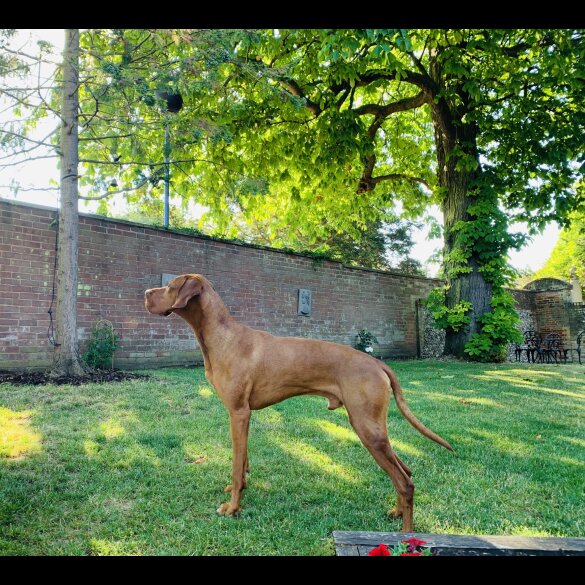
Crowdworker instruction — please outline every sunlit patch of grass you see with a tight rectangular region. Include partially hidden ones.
[98,418,125,440]
[312,419,358,443]
[498,368,563,378]
[558,456,585,468]
[468,429,532,456]
[198,385,213,398]
[102,497,134,514]
[463,366,585,399]
[255,408,283,427]
[461,397,501,407]
[389,439,424,458]
[0,407,42,460]
[425,393,502,408]
[470,371,540,388]
[88,538,143,556]
[182,441,232,464]
[272,436,359,484]
[527,387,584,400]
[559,436,585,449]
[111,442,161,469]
[508,527,553,537]
[83,439,100,457]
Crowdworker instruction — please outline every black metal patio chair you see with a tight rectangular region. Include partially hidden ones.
[537,333,569,364]
[514,330,541,363]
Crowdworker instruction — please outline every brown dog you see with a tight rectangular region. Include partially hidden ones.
[145,274,452,531]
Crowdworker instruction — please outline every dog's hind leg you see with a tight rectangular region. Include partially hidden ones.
[351,419,415,530]
[395,453,412,477]
[344,388,415,531]
[387,453,412,520]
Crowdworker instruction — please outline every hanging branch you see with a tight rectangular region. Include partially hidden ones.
[78,177,150,200]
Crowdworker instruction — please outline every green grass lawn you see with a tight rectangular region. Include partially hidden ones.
[1,360,583,555]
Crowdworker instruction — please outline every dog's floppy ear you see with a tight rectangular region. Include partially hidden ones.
[172,276,203,309]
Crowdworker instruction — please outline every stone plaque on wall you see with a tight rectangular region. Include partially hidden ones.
[162,273,177,286]
[298,288,312,316]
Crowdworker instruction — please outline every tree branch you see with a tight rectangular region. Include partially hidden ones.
[0,87,59,117]
[78,177,151,200]
[330,69,435,95]
[78,156,242,168]
[371,173,430,190]
[0,127,59,149]
[353,90,429,117]
[78,132,136,142]
[407,49,433,85]
[367,115,384,140]
[355,90,430,193]
[1,45,60,66]
[35,56,62,122]
[0,185,59,192]
[279,78,321,117]
[0,154,58,167]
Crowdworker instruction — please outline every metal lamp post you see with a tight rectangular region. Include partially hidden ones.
[163,123,171,228]
[156,91,183,228]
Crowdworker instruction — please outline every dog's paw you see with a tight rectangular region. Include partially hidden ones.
[388,507,403,519]
[216,502,241,516]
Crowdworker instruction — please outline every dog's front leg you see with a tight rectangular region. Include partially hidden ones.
[217,408,250,517]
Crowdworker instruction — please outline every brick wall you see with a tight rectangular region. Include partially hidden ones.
[0,199,441,370]
[524,277,571,293]
[569,303,585,337]
[513,278,583,356]
[509,288,536,313]
[522,277,573,339]
[534,291,572,340]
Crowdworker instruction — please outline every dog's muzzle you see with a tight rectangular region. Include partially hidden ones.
[144,290,172,316]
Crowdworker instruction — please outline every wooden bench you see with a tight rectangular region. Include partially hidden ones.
[333,531,585,556]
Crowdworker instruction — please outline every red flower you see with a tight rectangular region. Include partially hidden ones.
[399,553,422,556]
[401,537,427,549]
[368,544,391,556]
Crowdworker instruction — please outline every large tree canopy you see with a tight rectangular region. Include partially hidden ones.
[201,29,583,359]
[73,29,426,268]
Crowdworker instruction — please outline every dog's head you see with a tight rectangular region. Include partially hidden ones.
[144,274,204,316]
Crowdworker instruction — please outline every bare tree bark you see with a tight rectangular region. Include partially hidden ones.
[51,29,87,376]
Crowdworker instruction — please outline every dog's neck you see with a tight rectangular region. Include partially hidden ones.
[174,285,237,372]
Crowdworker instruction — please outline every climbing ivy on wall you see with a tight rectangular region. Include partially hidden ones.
[427,182,524,361]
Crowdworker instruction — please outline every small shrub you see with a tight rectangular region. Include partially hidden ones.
[83,320,119,370]
[356,329,378,353]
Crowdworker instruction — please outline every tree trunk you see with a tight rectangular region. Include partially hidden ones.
[441,174,493,356]
[51,29,87,376]
[429,59,493,358]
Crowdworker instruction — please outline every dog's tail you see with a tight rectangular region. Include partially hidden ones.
[383,364,454,452]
